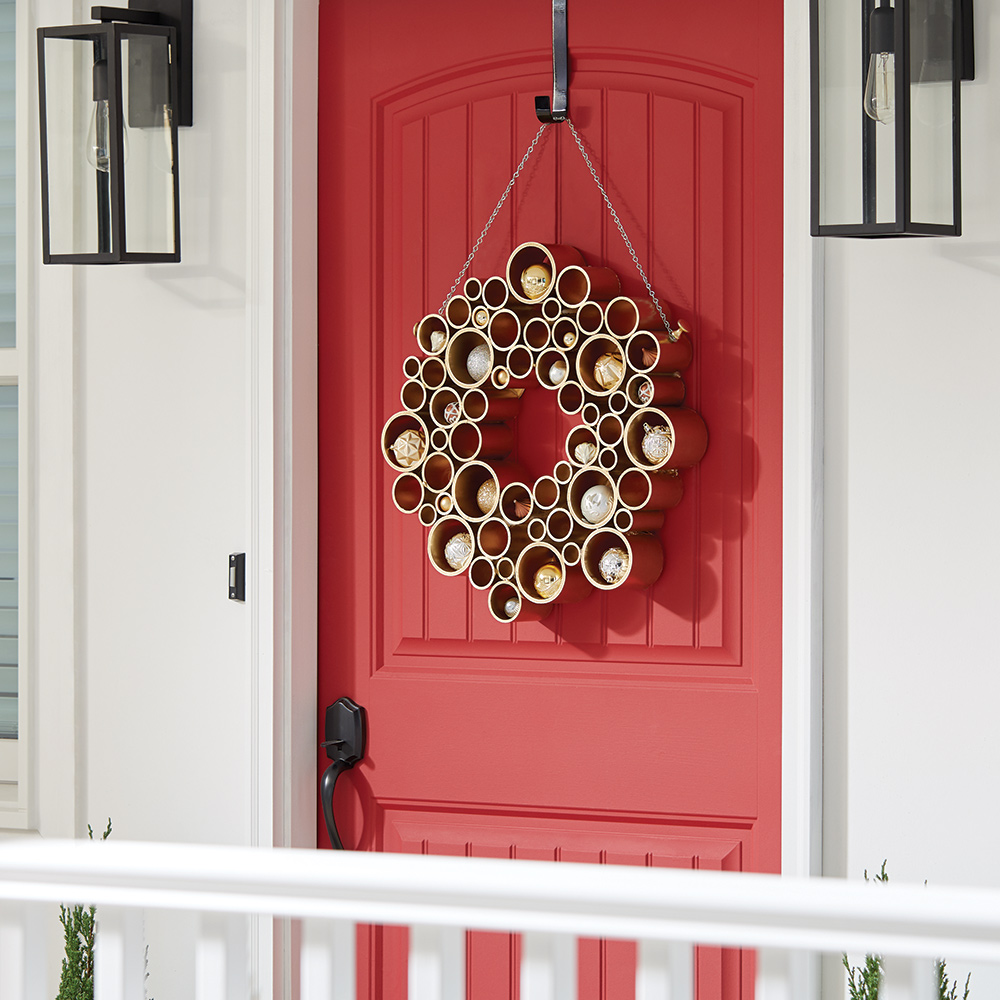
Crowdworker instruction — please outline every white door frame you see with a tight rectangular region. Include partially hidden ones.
[782,0,825,882]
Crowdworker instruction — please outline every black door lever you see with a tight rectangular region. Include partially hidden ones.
[320,697,367,850]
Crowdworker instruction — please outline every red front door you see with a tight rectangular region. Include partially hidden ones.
[317,1,783,997]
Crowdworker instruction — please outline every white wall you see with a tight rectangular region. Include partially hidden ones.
[18,0,319,995]
[823,2,1000,993]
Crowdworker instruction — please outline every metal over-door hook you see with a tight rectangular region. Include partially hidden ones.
[535,0,568,123]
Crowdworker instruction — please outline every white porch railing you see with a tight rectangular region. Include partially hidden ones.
[1,839,999,999]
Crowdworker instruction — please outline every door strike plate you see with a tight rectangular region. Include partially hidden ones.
[229,552,245,602]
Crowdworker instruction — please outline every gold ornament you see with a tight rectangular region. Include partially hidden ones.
[430,330,447,353]
[444,401,461,424]
[444,532,474,571]
[573,442,598,465]
[593,351,625,390]
[466,343,491,381]
[533,563,562,599]
[504,596,520,618]
[473,307,490,328]
[548,359,568,385]
[637,379,654,405]
[521,263,552,299]
[476,478,498,514]
[641,422,674,464]
[562,330,577,348]
[581,484,613,523]
[599,546,630,585]
[391,428,425,469]
[495,369,510,386]
[437,495,453,513]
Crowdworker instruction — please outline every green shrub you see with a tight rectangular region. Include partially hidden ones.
[843,862,970,1000]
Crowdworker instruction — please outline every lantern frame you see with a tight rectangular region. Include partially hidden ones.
[37,5,189,264]
[810,0,974,238]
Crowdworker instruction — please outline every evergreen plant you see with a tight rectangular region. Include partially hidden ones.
[55,820,111,1000]
[842,862,971,1000]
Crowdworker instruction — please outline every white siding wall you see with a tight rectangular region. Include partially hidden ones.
[23,0,286,995]
[822,4,1000,994]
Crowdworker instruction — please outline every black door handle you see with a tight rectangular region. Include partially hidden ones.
[320,697,367,850]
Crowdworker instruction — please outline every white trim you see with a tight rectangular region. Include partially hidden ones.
[782,0,825,882]
[248,0,318,995]
[3,840,1000,962]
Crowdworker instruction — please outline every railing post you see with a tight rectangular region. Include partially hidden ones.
[521,932,576,1000]
[195,913,248,1000]
[636,939,694,1000]
[94,906,145,1000]
[881,956,937,1000]
[301,918,356,1000]
[756,948,817,1000]
[409,925,465,1000]
[0,902,47,1000]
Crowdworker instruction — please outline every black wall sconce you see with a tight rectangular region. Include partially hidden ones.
[811,0,974,237]
[37,1,192,263]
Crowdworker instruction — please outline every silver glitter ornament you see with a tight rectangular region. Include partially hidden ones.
[580,484,613,523]
[466,343,491,381]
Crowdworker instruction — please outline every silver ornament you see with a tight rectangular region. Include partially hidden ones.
[641,422,674,464]
[637,379,654,405]
[504,596,520,618]
[430,330,447,353]
[466,343,491,381]
[573,442,598,465]
[444,531,473,571]
[581,483,613,523]
[548,359,568,385]
[444,401,461,424]
[599,546,630,585]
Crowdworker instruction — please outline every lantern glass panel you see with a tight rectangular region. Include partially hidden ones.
[119,31,176,254]
[41,35,116,256]
[816,0,864,226]
[816,0,900,227]
[908,0,955,226]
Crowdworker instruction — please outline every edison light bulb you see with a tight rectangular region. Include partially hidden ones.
[863,1,895,124]
[86,58,129,172]
[863,51,895,124]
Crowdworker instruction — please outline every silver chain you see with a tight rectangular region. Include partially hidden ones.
[565,118,673,334]
[440,117,674,336]
[439,123,550,314]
